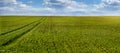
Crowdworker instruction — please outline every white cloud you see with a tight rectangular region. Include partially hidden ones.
[1,0,31,8]
[43,0,88,14]
[95,0,120,10]
[1,0,120,15]
[102,0,120,4]
[0,0,34,15]
[0,0,56,15]
[90,0,120,15]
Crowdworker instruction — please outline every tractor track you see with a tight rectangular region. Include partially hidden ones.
[0,18,44,36]
[1,18,47,46]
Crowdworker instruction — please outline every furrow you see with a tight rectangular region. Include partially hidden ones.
[2,19,45,46]
[0,18,43,36]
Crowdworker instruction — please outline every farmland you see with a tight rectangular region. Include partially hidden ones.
[0,16,120,53]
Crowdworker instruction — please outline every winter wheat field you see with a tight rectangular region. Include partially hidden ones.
[0,16,120,53]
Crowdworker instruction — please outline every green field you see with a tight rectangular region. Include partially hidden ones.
[0,16,120,53]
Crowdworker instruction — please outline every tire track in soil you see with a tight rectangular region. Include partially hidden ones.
[1,18,47,46]
[0,18,44,36]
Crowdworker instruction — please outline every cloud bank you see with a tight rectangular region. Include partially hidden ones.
[0,0,120,16]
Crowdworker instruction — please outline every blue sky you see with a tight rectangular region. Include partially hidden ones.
[0,0,120,16]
